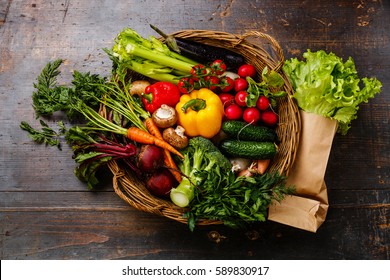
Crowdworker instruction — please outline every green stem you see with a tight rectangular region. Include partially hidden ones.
[181,98,206,113]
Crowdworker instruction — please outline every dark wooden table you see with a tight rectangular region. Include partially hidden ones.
[1,0,389,260]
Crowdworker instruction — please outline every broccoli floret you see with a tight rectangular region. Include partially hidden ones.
[170,136,232,208]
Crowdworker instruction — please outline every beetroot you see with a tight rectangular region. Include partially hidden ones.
[137,144,164,173]
[146,169,177,197]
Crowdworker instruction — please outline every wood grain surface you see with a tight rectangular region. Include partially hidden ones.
[1,0,389,260]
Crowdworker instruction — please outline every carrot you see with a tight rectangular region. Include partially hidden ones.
[144,118,182,182]
[127,126,183,158]
[256,159,271,175]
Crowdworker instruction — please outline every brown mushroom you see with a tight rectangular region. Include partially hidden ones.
[129,80,151,96]
[152,104,178,128]
[162,126,189,149]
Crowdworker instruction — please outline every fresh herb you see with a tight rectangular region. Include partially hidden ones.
[20,120,66,149]
[185,170,294,231]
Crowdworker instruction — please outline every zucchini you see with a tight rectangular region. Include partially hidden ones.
[222,120,277,142]
[220,140,277,160]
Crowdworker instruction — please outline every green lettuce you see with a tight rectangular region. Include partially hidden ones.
[283,50,382,134]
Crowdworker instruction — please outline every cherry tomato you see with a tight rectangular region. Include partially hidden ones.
[260,110,278,127]
[204,75,220,91]
[177,77,194,94]
[190,64,207,81]
[224,104,243,120]
[220,76,235,92]
[238,64,257,78]
[218,93,235,107]
[234,91,248,107]
[256,95,270,111]
[234,77,248,92]
[210,59,227,75]
[243,107,261,124]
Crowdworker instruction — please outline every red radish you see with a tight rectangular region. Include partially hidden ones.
[220,76,235,92]
[243,107,261,124]
[224,104,243,120]
[146,168,177,197]
[137,144,164,173]
[234,91,248,107]
[238,64,257,78]
[218,93,235,107]
[234,77,248,92]
[260,110,278,127]
[256,95,270,111]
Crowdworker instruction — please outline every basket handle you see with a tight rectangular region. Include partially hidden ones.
[237,31,285,72]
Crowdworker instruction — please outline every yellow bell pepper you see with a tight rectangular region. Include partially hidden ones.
[175,88,224,138]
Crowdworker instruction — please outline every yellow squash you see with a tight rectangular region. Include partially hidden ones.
[175,88,224,138]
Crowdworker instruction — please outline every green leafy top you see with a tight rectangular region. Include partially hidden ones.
[283,49,382,134]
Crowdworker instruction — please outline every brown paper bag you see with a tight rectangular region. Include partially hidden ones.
[268,111,338,232]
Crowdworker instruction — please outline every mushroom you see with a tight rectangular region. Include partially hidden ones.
[162,126,189,149]
[129,80,151,96]
[152,104,178,128]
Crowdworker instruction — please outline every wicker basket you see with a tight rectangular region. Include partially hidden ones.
[107,30,301,226]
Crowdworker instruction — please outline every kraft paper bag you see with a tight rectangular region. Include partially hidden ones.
[268,111,338,232]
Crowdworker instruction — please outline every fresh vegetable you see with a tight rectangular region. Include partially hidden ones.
[229,157,252,173]
[243,107,261,124]
[221,120,277,142]
[220,140,277,160]
[146,168,178,197]
[137,144,164,173]
[234,77,248,92]
[224,104,243,120]
[283,49,382,134]
[210,59,227,75]
[218,93,235,107]
[111,28,198,84]
[177,77,194,94]
[238,64,257,78]
[129,80,150,96]
[151,104,178,128]
[162,126,189,150]
[184,171,294,230]
[260,110,278,127]
[234,90,248,107]
[190,64,208,81]
[175,88,224,138]
[141,81,181,113]
[20,120,66,150]
[170,136,232,208]
[255,159,271,175]
[219,76,235,92]
[256,95,270,111]
[65,126,139,189]
[150,25,245,70]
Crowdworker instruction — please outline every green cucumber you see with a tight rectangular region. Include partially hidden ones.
[220,140,277,160]
[221,120,277,142]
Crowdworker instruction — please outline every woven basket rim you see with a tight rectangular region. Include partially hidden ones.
[107,29,301,226]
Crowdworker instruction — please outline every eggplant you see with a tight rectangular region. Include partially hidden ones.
[150,25,245,71]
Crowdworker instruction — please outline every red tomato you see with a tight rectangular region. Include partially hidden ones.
[238,64,257,78]
[210,59,227,75]
[234,77,248,92]
[190,64,207,81]
[256,95,270,111]
[218,93,235,107]
[177,77,194,94]
[220,76,235,92]
[234,91,248,107]
[204,75,220,91]
[243,107,261,124]
[224,104,243,120]
[260,110,278,127]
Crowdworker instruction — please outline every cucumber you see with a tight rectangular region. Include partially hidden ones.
[219,140,277,160]
[222,120,277,142]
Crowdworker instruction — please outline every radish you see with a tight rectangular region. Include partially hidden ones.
[146,168,177,197]
[137,144,164,173]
